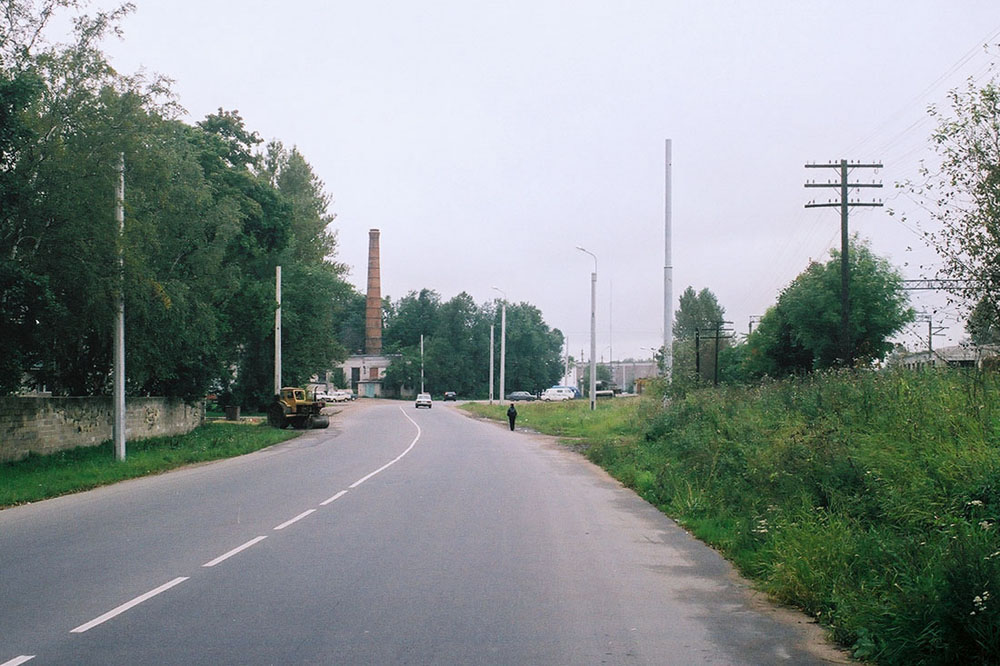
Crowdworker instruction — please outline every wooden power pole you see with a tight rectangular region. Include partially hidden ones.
[805,160,883,366]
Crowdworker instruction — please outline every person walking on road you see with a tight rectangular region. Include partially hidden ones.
[507,403,517,431]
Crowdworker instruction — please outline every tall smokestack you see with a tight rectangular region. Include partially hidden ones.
[365,229,383,355]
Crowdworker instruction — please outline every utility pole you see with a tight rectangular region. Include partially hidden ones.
[805,160,883,366]
[695,322,733,384]
[420,333,425,393]
[113,154,126,461]
[489,324,494,404]
[713,320,734,386]
[274,266,282,395]
[695,328,700,377]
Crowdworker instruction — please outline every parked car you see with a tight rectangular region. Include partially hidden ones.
[443,391,457,401]
[540,387,574,401]
[314,390,333,403]
[506,391,536,401]
[331,389,353,402]
[415,392,432,408]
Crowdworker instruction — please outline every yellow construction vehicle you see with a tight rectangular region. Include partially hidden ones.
[268,387,330,429]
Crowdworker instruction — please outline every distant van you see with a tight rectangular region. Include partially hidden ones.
[540,387,574,402]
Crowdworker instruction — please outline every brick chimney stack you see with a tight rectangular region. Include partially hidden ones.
[365,229,383,355]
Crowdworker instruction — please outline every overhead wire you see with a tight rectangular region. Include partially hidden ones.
[755,26,1000,347]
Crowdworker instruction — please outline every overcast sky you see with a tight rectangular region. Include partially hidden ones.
[76,1,1000,360]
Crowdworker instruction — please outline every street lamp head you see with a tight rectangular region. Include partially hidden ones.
[576,246,597,271]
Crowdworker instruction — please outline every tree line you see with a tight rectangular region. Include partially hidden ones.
[0,1,360,407]
[380,289,565,398]
[0,2,567,407]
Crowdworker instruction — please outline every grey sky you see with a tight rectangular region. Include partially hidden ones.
[84,1,1000,360]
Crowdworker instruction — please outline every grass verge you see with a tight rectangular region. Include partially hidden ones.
[0,421,299,508]
[463,372,1000,664]
[463,397,648,445]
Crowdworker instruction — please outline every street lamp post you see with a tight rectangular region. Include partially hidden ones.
[492,286,507,404]
[576,247,597,411]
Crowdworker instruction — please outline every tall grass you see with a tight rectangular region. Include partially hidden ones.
[0,422,298,508]
[469,372,1000,664]
[463,398,649,444]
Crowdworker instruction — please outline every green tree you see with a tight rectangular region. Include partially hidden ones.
[907,70,1000,331]
[426,292,484,396]
[0,70,52,393]
[269,143,353,394]
[383,289,440,351]
[745,238,912,377]
[0,2,174,396]
[673,286,725,339]
[967,297,1000,345]
[264,142,339,264]
[0,1,355,406]
[742,305,813,378]
[501,301,564,393]
[380,292,564,398]
[671,286,727,383]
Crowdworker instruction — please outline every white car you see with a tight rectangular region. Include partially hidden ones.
[314,391,334,403]
[331,389,353,402]
[415,392,432,408]
[540,387,574,401]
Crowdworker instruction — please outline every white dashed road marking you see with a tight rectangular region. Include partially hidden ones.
[320,490,349,506]
[203,536,268,567]
[274,509,317,531]
[70,577,189,634]
[1,656,36,666]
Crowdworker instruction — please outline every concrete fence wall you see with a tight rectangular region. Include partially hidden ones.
[0,397,204,463]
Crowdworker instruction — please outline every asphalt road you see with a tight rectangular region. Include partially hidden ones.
[1,401,843,665]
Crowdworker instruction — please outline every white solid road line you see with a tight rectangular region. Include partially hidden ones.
[349,407,422,489]
[320,490,349,506]
[274,509,316,531]
[70,577,189,633]
[1,656,35,666]
[203,535,268,567]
